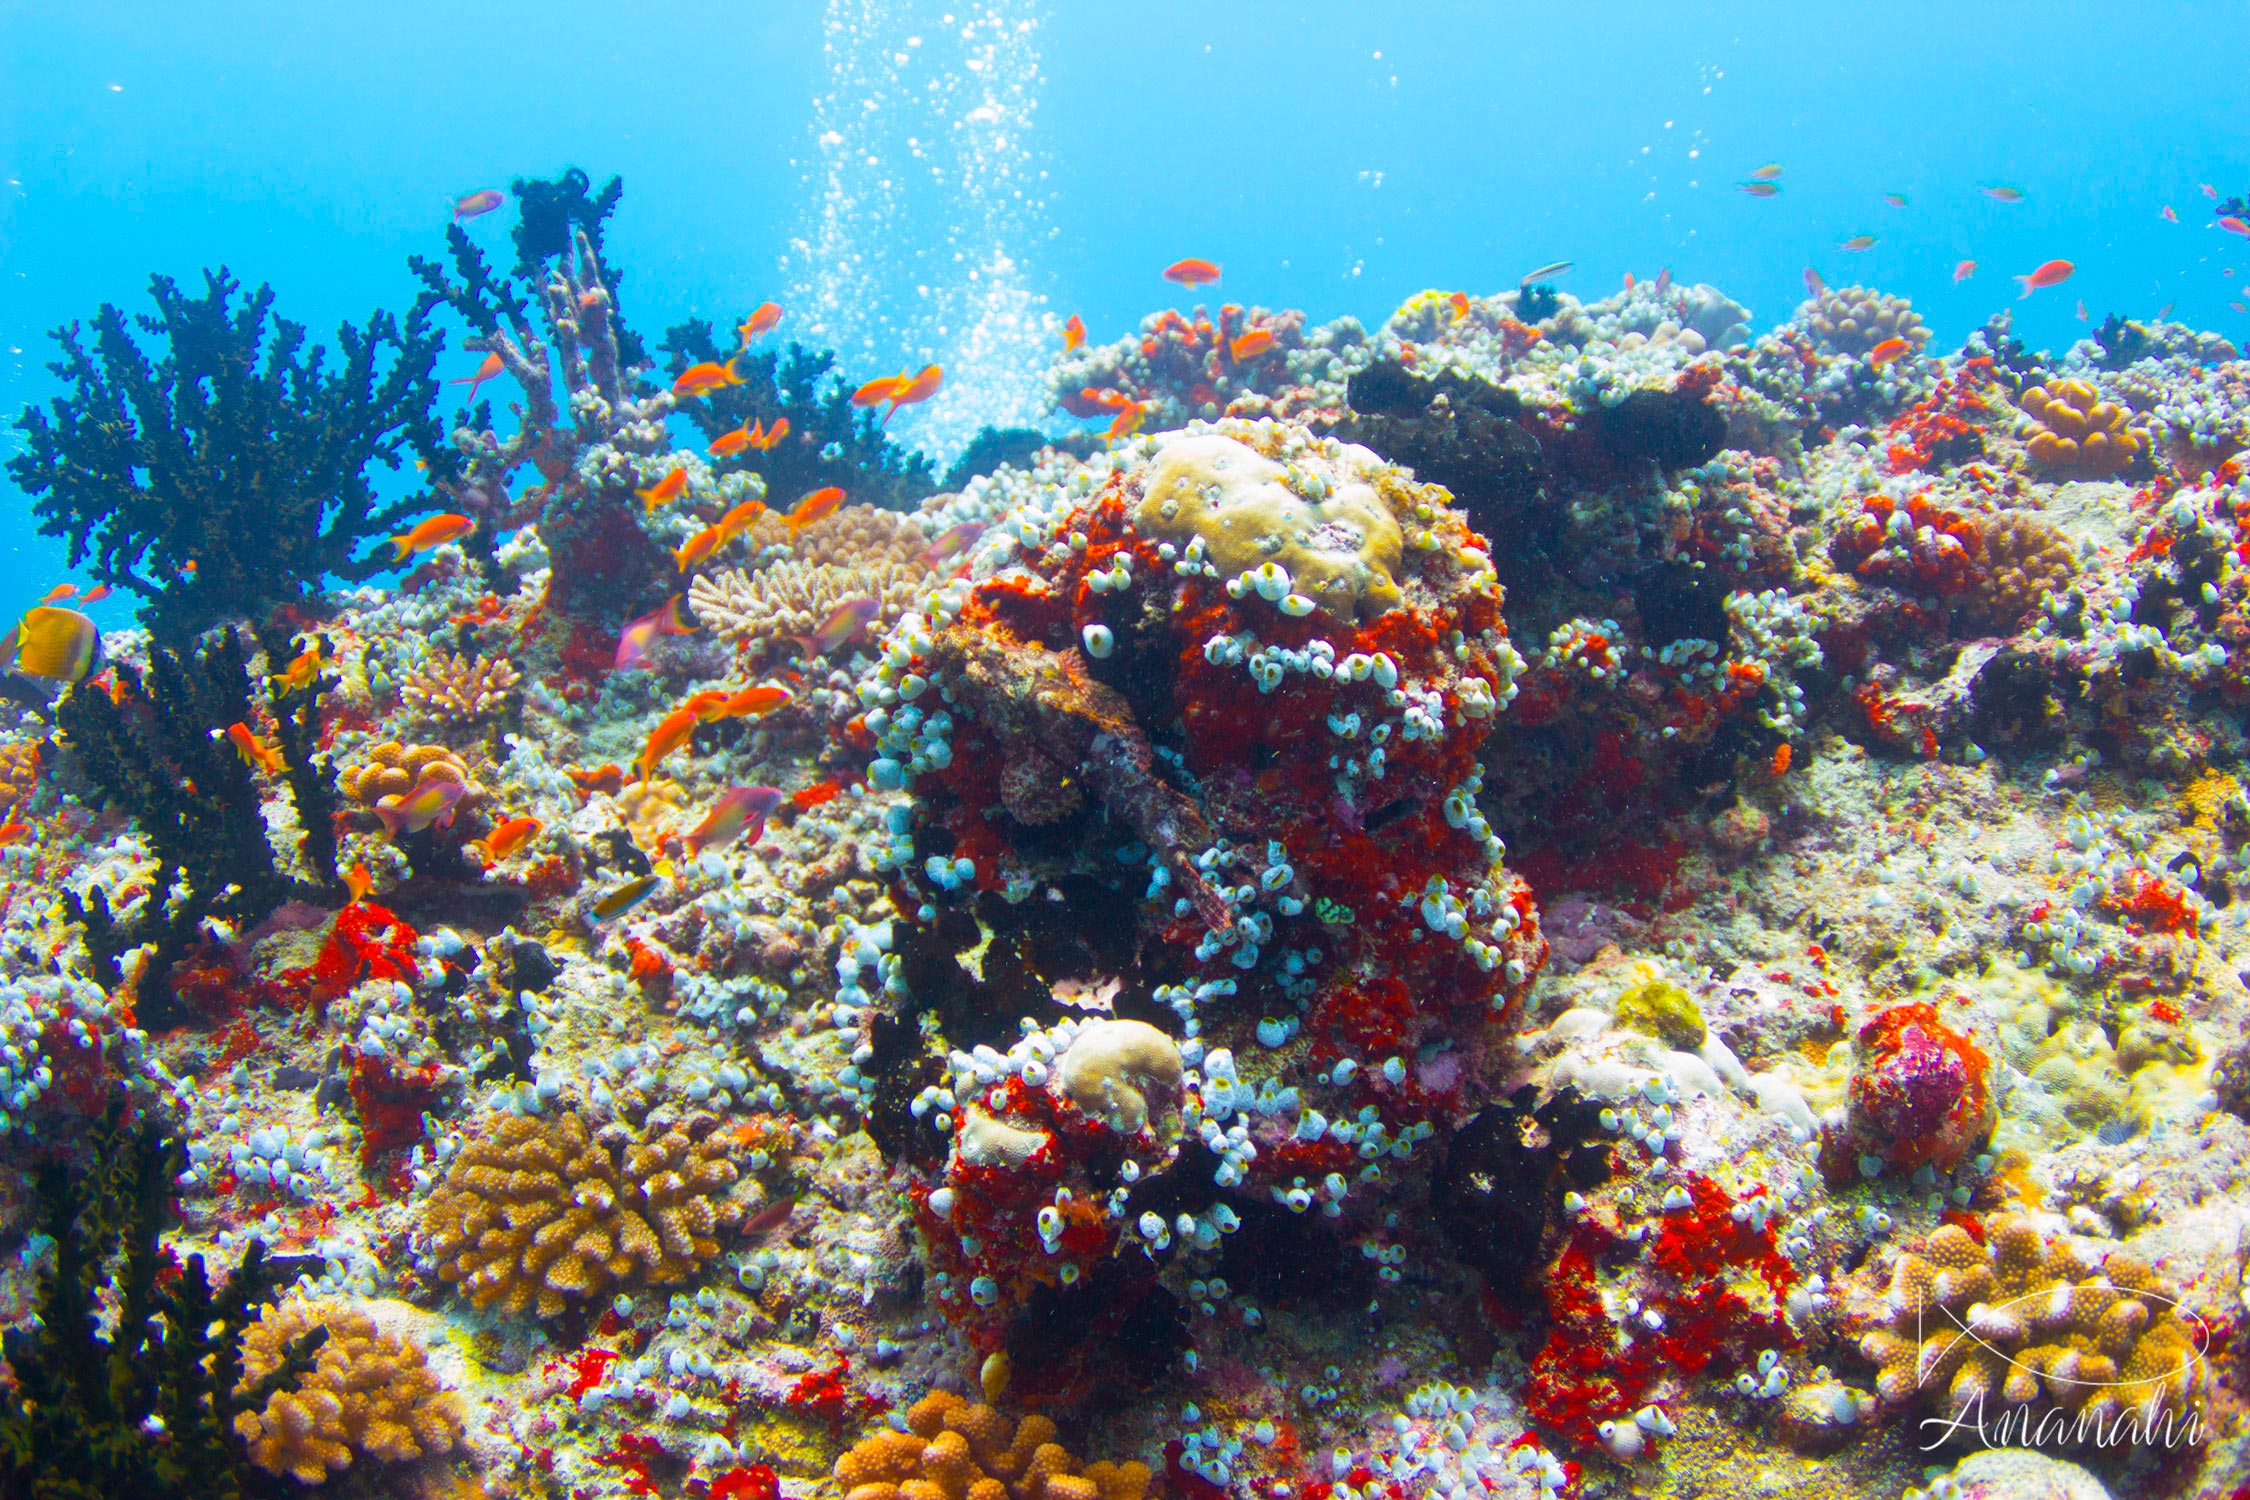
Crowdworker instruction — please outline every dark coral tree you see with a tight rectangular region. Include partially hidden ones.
[658,320,939,513]
[7,268,453,642]
[409,172,674,645]
[0,1105,323,1500]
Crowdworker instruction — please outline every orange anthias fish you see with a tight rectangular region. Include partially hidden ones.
[227,722,286,776]
[2221,217,2250,239]
[271,638,325,695]
[719,682,794,719]
[1769,744,1792,777]
[1953,260,1977,283]
[37,584,75,604]
[682,786,786,857]
[2014,258,2075,299]
[785,487,846,537]
[638,705,703,783]
[568,764,627,799]
[1446,291,1471,320]
[1061,314,1086,352]
[471,816,543,866]
[1868,338,1910,369]
[374,775,471,837]
[342,861,375,903]
[1838,235,1877,252]
[2075,299,2089,322]
[673,525,729,573]
[1803,267,1827,297]
[450,351,504,402]
[749,416,789,451]
[1882,193,1908,208]
[388,513,475,561]
[671,356,744,399]
[616,595,697,671]
[1230,329,1276,362]
[1980,184,2026,203]
[738,302,783,344]
[80,584,111,604]
[716,497,768,537]
[1737,180,1779,198]
[2162,206,2179,224]
[453,189,505,221]
[637,466,689,513]
[709,423,756,458]
[679,689,732,722]
[883,364,943,420]
[1163,258,1222,287]
[1748,163,1783,180]
[1108,401,1146,440]
[852,374,908,408]
[796,597,880,658]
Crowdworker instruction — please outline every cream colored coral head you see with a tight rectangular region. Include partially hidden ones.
[1135,434,1405,620]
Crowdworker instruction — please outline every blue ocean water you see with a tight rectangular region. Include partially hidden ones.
[3,0,2245,624]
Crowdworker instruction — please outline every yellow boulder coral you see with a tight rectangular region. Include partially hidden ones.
[2019,381,2146,478]
[233,1300,463,1485]
[836,1390,1151,1500]
[1135,433,1404,620]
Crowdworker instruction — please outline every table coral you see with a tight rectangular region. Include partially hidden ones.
[233,1300,464,1484]
[2018,380,2147,477]
[1849,1216,2208,1446]
[835,1390,1152,1500]
[400,648,521,724]
[690,558,928,660]
[417,1104,747,1317]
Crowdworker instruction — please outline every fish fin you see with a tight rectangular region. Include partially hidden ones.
[389,534,412,561]
[2015,276,2035,300]
[373,803,406,837]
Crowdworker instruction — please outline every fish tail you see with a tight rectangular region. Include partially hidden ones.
[389,534,412,561]
[2015,276,2035,301]
[373,804,406,837]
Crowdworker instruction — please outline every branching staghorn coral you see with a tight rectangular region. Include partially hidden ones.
[7,268,451,641]
[417,1105,747,1317]
[233,1301,463,1485]
[1849,1216,2207,1446]
[835,1390,1152,1500]
[400,649,520,725]
[744,501,930,568]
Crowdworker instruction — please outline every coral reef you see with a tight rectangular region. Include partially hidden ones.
[690,558,929,660]
[233,1300,464,1483]
[416,1104,748,1317]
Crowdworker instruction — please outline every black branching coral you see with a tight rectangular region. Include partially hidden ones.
[659,319,939,513]
[0,1108,323,1500]
[7,268,453,643]
[59,627,343,1023]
